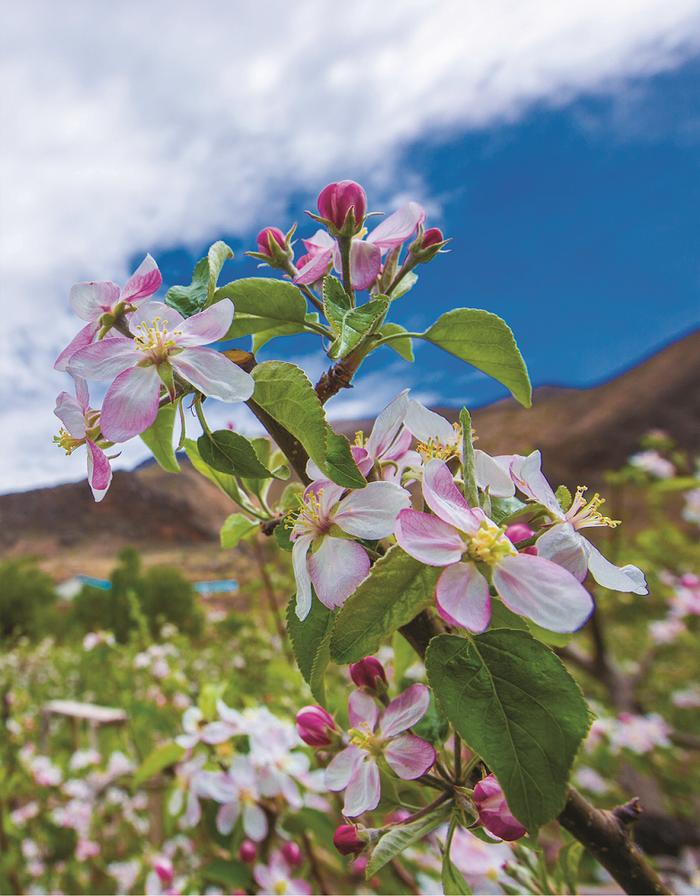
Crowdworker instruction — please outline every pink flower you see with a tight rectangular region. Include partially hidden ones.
[205,755,268,841]
[349,657,387,692]
[55,255,162,370]
[296,705,337,747]
[395,459,593,633]
[317,180,367,233]
[53,377,112,501]
[473,774,526,841]
[254,850,311,896]
[333,824,365,856]
[256,226,287,258]
[510,451,648,595]
[67,299,254,442]
[450,828,512,891]
[325,684,435,817]
[153,856,174,886]
[290,478,410,619]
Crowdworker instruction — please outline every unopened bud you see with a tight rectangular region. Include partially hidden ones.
[409,226,448,263]
[349,656,387,692]
[317,180,366,235]
[154,856,174,886]
[256,227,286,258]
[333,824,365,856]
[473,774,526,841]
[505,523,537,555]
[280,841,303,867]
[238,839,257,864]
[251,226,294,268]
[295,704,337,747]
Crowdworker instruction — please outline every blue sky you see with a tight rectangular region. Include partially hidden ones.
[2,1,700,491]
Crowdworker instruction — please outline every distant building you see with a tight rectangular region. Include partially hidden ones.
[56,575,238,599]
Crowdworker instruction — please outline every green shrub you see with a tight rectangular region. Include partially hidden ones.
[0,557,57,640]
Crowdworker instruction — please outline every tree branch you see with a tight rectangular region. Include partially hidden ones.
[246,398,311,485]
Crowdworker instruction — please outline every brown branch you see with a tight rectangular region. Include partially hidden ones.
[246,398,311,485]
[315,353,364,405]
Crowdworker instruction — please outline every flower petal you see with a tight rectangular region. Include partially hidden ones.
[66,337,140,380]
[348,240,381,290]
[294,248,333,285]
[343,757,380,817]
[423,459,482,533]
[367,202,426,251]
[405,399,458,446]
[536,524,588,581]
[334,481,411,539]
[350,445,374,477]
[584,540,648,595]
[348,689,380,729]
[54,392,86,438]
[493,553,594,633]
[436,563,491,633]
[176,299,234,347]
[54,321,100,371]
[171,347,254,402]
[120,254,162,303]
[243,803,268,842]
[380,683,430,737]
[325,745,363,791]
[510,451,562,518]
[100,365,162,442]
[366,390,409,459]
[384,734,435,780]
[395,508,465,566]
[216,801,240,836]
[292,535,313,620]
[474,451,515,498]
[70,281,120,320]
[303,229,336,253]
[129,300,184,333]
[308,536,369,609]
[86,440,112,502]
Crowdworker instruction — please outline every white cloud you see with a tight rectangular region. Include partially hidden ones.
[2,0,700,492]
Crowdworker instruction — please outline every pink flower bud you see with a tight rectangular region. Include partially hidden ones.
[256,226,287,259]
[349,656,387,691]
[333,824,365,856]
[473,774,526,841]
[317,180,366,233]
[421,227,444,249]
[504,523,535,544]
[280,841,303,867]
[154,856,174,885]
[295,705,337,747]
[238,839,257,864]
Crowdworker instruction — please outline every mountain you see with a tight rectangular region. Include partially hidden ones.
[2,329,698,576]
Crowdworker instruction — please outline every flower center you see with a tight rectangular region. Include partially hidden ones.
[53,428,84,455]
[354,430,365,448]
[416,423,462,461]
[273,882,288,895]
[348,724,384,757]
[133,316,181,363]
[292,489,331,536]
[565,486,620,529]
[465,520,516,566]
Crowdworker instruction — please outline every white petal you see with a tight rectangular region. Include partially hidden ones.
[343,757,381,817]
[536,524,588,581]
[292,536,313,620]
[308,536,369,609]
[585,540,648,595]
[366,390,409,459]
[474,450,515,498]
[334,481,410,539]
[325,746,363,791]
[171,347,254,402]
[405,400,458,447]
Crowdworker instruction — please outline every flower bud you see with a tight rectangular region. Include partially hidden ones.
[238,839,257,864]
[280,840,303,867]
[333,824,365,856]
[153,856,174,885]
[256,226,287,258]
[505,523,537,555]
[473,774,526,841]
[295,705,337,747]
[409,226,448,263]
[317,180,366,235]
[421,227,444,248]
[349,656,387,692]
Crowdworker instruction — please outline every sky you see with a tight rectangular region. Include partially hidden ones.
[1,0,700,494]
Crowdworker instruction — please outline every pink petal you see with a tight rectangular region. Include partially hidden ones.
[474,450,515,498]
[86,440,112,502]
[308,536,369,609]
[302,229,335,253]
[436,562,492,632]
[73,375,90,411]
[66,336,140,381]
[343,757,380,817]
[395,508,465,566]
[367,202,426,251]
[350,445,374,476]
[384,734,436,779]
[201,721,235,745]
[405,400,458,447]
[535,524,588,581]
[171,347,254,402]
[294,248,333,285]
[347,240,381,290]
[176,299,234,346]
[382,427,413,463]
[380,683,430,737]
[129,300,184,333]
[510,451,562,517]
[54,321,100,371]
[243,803,268,841]
[348,689,380,730]
[100,365,162,442]
[334,481,411,539]
[216,801,240,836]
[423,459,482,533]
[54,392,86,438]
[493,553,594,633]
[292,535,313,620]
[325,745,363,791]
[585,541,648,595]
[69,281,120,320]
[120,254,162,303]
[366,390,409,459]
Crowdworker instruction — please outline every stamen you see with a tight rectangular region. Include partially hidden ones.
[416,423,462,462]
[133,316,181,360]
[53,428,84,456]
[465,520,516,566]
[566,486,621,529]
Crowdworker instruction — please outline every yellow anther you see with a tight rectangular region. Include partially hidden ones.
[53,428,84,456]
[354,431,365,448]
[417,423,463,461]
[465,520,516,566]
[566,485,621,529]
[133,316,181,360]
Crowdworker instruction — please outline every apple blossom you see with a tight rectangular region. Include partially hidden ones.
[325,684,435,817]
[349,656,387,692]
[280,841,303,867]
[317,180,367,234]
[253,850,311,896]
[395,459,594,633]
[296,705,338,747]
[473,774,526,841]
[67,299,254,442]
[333,824,365,856]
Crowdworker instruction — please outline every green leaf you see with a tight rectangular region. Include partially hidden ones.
[251,361,364,489]
[392,269,418,299]
[489,496,529,526]
[392,630,416,684]
[133,742,184,788]
[274,520,294,552]
[214,278,307,339]
[203,860,252,891]
[329,298,389,360]
[366,804,451,876]
[555,485,573,512]
[442,852,472,895]
[165,241,233,317]
[140,403,180,473]
[220,513,258,549]
[286,595,334,704]
[426,631,591,833]
[459,408,478,506]
[419,309,532,407]
[525,619,573,648]
[183,438,243,503]
[379,322,414,361]
[323,274,351,316]
[331,545,441,663]
[198,430,274,479]
[251,313,321,352]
